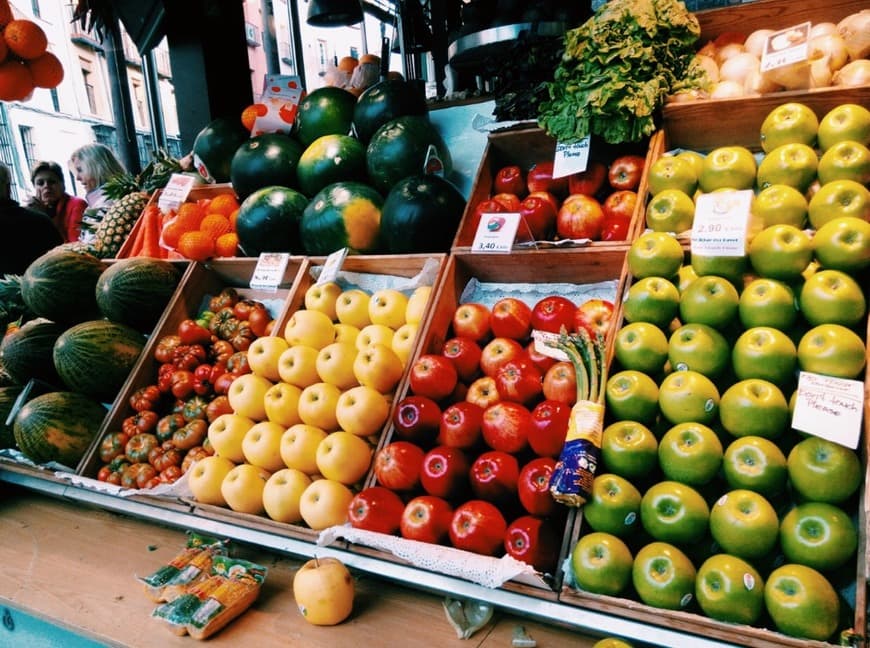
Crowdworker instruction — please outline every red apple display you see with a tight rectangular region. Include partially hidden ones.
[542,361,576,405]
[526,339,557,374]
[518,457,558,516]
[408,354,459,402]
[449,500,508,556]
[490,297,533,340]
[493,164,526,196]
[602,190,638,222]
[530,399,570,458]
[527,161,568,197]
[531,295,576,334]
[480,337,526,378]
[400,495,454,544]
[452,303,491,342]
[481,401,533,454]
[392,395,442,445]
[574,298,615,338]
[465,376,501,409]
[557,194,605,240]
[608,154,646,190]
[348,486,406,534]
[495,359,543,405]
[438,401,485,449]
[442,336,482,382]
[504,514,561,573]
[374,441,425,491]
[519,195,558,241]
[470,450,520,502]
[568,160,607,196]
[420,445,471,499]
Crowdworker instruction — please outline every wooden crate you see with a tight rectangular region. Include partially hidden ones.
[451,127,654,250]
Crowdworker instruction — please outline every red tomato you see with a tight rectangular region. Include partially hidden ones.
[504,514,561,572]
[400,495,454,544]
[408,354,459,402]
[392,395,442,445]
[493,165,526,196]
[437,401,484,450]
[247,306,272,337]
[125,433,159,464]
[177,319,212,345]
[494,359,543,405]
[608,154,646,190]
[517,457,558,516]
[420,445,471,500]
[518,195,557,241]
[557,194,605,240]
[490,297,533,341]
[531,295,576,334]
[568,160,607,196]
[481,401,533,454]
[469,450,519,503]
[374,441,425,491]
[449,500,507,556]
[348,486,406,535]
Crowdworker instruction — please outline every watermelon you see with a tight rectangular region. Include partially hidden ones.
[95,258,183,333]
[295,87,357,147]
[366,115,453,194]
[53,320,146,403]
[353,79,429,144]
[380,174,466,253]
[0,385,24,448]
[21,249,105,325]
[192,118,250,184]
[13,391,106,466]
[230,132,305,200]
[0,318,65,386]
[235,186,310,256]
[300,182,383,255]
[296,134,367,198]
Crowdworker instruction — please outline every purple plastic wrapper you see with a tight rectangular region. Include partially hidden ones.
[548,400,605,507]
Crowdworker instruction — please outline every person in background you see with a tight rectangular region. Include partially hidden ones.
[26,160,87,243]
[69,142,126,210]
[0,162,63,275]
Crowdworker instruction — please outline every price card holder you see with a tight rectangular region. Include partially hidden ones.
[424,145,445,177]
[157,173,196,212]
[532,330,568,361]
[791,371,864,449]
[760,22,810,73]
[553,137,591,179]
[317,248,349,285]
[690,190,753,257]
[250,252,290,292]
[471,212,522,253]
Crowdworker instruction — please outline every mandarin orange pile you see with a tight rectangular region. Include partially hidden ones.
[158,193,242,262]
[0,2,64,101]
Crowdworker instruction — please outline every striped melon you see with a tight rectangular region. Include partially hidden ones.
[95,258,183,332]
[0,318,65,386]
[0,385,24,448]
[13,391,106,466]
[21,249,105,325]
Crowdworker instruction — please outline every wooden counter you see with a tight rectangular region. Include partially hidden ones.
[0,485,604,647]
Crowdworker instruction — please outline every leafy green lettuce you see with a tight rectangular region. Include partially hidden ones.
[538,0,700,144]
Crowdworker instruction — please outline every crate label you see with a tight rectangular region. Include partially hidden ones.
[760,22,810,72]
[157,173,196,211]
[791,371,863,449]
[532,330,568,361]
[250,252,290,292]
[424,145,445,177]
[690,190,752,257]
[471,212,520,253]
[317,248,348,285]
[553,137,590,178]
[252,74,304,135]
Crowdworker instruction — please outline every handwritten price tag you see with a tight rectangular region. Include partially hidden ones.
[690,190,753,257]
[791,371,864,449]
[553,137,591,178]
[471,212,521,253]
[250,252,290,292]
[532,330,568,361]
[157,174,196,212]
[760,22,810,72]
[317,248,348,285]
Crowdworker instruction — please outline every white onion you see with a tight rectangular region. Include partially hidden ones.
[744,29,773,58]
[833,59,870,86]
[710,80,746,99]
[744,66,781,95]
[810,33,849,71]
[810,22,838,39]
[837,10,870,60]
[809,55,834,89]
[719,52,760,86]
[764,60,811,90]
[695,54,720,85]
[716,42,746,65]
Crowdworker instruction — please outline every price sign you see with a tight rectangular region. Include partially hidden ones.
[157,173,196,212]
[553,137,591,178]
[250,252,290,292]
[471,212,521,253]
[791,371,864,449]
[532,330,568,361]
[690,190,753,257]
[317,248,348,285]
[253,74,304,135]
[760,22,810,72]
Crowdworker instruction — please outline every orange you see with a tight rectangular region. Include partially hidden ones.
[3,19,47,60]
[215,232,239,257]
[337,56,358,74]
[175,201,205,231]
[26,51,63,88]
[199,214,231,240]
[0,59,32,100]
[241,103,267,131]
[206,193,240,217]
[177,230,215,262]
[160,219,184,249]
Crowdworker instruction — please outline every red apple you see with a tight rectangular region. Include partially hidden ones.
[504,514,561,573]
[400,495,454,544]
[493,164,526,196]
[452,303,491,342]
[600,216,631,241]
[518,195,557,241]
[374,441,425,491]
[470,450,519,503]
[607,154,646,191]
[420,445,470,499]
[573,298,614,339]
[490,297,533,341]
[527,161,568,197]
[528,190,559,214]
[450,500,508,556]
[466,376,501,409]
[531,295,576,334]
[568,160,607,196]
[602,189,638,222]
[491,192,521,212]
[409,354,458,402]
[529,400,570,458]
[495,358,543,405]
[442,336,482,383]
[542,361,576,405]
[392,395,442,445]
[438,401,484,449]
[557,194,605,240]
[348,486,406,534]
[517,457,558,516]
[481,401,532,454]
[479,336,526,378]
[525,339,557,375]
[473,198,506,221]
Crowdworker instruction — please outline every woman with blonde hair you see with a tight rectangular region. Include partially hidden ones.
[69,142,126,210]
[27,160,87,242]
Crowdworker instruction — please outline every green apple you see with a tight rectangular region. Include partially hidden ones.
[722,435,788,497]
[622,276,680,330]
[756,143,818,193]
[679,275,739,330]
[647,155,698,196]
[614,322,669,375]
[764,564,840,641]
[751,184,808,228]
[604,369,660,425]
[695,554,764,625]
[632,541,697,610]
[627,231,685,279]
[709,489,779,560]
[731,326,797,385]
[780,501,857,571]
[817,103,870,151]
[698,146,757,193]
[676,150,706,178]
[748,224,813,281]
[657,422,723,486]
[738,277,798,330]
[676,264,698,294]
[601,421,658,481]
[759,101,819,153]
[817,139,870,185]
[645,189,696,233]
[807,178,870,229]
[583,473,642,538]
[812,216,870,273]
[667,323,730,377]
[571,531,634,596]
[690,253,748,287]
[658,370,719,425]
[719,379,790,439]
[787,436,862,504]
[797,323,867,379]
[640,480,709,545]
[798,268,866,328]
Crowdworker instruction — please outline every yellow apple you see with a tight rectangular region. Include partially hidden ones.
[333,323,360,346]
[315,342,360,390]
[297,382,342,431]
[246,335,290,381]
[391,322,419,367]
[220,463,271,514]
[315,431,373,485]
[335,385,390,437]
[242,421,287,473]
[405,285,432,325]
[304,281,342,321]
[187,455,236,506]
[263,381,303,428]
[278,345,321,389]
[227,373,273,421]
[292,556,355,626]
[283,309,335,350]
[207,413,256,464]
[299,478,354,529]
[353,343,404,394]
[368,288,409,329]
[262,468,311,524]
[355,323,395,351]
[335,289,371,328]
[281,423,328,474]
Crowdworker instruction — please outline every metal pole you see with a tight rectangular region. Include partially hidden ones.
[260,0,280,74]
[285,0,307,88]
[104,16,141,174]
[141,49,168,152]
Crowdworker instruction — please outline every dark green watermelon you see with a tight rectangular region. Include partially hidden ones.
[366,115,453,194]
[230,133,305,200]
[297,134,367,198]
[192,118,250,184]
[353,79,429,144]
[295,87,357,147]
[95,258,183,333]
[300,182,383,255]
[0,318,65,386]
[0,385,24,448]
[235,186,310,256]
[380,174,466,253]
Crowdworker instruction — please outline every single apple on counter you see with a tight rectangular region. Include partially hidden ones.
[292,556,355,626]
